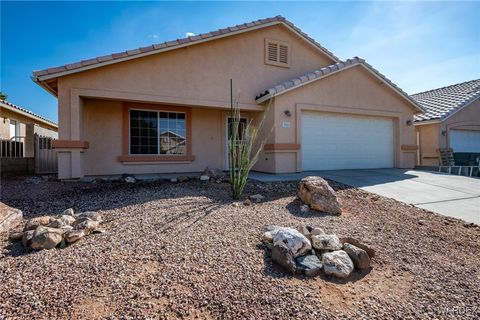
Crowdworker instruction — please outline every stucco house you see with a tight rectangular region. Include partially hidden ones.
[0,99,58,158]
[413,79,480,166]
[32,16,425,180]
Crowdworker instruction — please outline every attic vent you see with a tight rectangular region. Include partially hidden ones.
[265,39,290,67]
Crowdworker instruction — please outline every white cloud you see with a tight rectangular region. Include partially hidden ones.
[185,32,196,38]
[148,34,160,40]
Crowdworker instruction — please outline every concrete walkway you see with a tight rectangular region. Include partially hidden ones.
[249,169,480,224]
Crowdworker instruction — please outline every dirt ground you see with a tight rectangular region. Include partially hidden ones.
[0,176,479,319]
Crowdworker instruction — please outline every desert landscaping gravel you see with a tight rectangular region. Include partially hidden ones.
[1,176,479,319]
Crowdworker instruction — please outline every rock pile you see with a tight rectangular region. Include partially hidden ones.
[298,176,342,214]
[9,209,104,251]
[263,225,374,278]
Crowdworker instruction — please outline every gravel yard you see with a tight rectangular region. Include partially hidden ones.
[1,177,479,319]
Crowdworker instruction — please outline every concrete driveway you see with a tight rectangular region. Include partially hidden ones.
[249,169,480,224]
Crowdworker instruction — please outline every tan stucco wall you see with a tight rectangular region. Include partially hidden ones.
[443,99,480,148]
[81,99,261,176]
[54,24,336,178]
[416,123,440,166]
[271,65,419,171]
[416,98,480,165]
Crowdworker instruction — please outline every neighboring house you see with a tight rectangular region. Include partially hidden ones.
[0,99,58,157]
[32,16,425,179]
[412,79,480,166]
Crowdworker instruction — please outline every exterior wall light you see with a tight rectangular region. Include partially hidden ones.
[284,110,291,117]
[406,120,412,126]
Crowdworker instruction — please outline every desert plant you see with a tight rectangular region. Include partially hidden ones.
[228,81,270,199]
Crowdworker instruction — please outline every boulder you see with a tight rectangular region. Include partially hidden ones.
[30,227,64,250]
[22,230,35,248]
[311,227,326,236]
[9,232,24,241]
[202,166,225,180]
[77,211,102,223]
[297,176,342,214]
[321,250,354,278]
[311,234,342,251]
[63,208,74,216]
[47,214,76,228]
[295,255,323,277]
[199,175,210,181]
[74,219,99,235]
[339,237,375,258]
[343,243,371,270]
[178,176,189,182]
[124,176,136,183]
[0,203,23,234]
[23,216,52,231]
[273,228,312,258]
[272,242,297,274]
[262,231,274,244]
[294,225,311,239]
[249,194,265,203]
[64,229,85,243]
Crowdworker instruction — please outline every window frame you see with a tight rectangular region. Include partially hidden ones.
[264,38,290,68]
[119,103,194,162]
[128,108,187,156]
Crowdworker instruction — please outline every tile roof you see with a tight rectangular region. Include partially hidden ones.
[411,79,480,122]
[0,99,57,127]
[32,16,339,80]
[255,57,425,113]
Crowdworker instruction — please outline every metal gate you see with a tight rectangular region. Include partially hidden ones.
[34,134,58,174]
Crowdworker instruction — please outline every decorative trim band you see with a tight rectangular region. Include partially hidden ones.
[52,140,89,149]
[264,143,300,151]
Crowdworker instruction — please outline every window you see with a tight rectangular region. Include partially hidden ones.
[129,109,186,155]
[265,39,290,67]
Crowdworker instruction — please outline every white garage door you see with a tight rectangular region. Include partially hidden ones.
[301,112,394,170]
[450,130,480,152]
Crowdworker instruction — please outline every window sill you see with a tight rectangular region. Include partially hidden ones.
[118,155,195,162]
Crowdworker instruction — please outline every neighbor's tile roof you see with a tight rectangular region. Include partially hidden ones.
[412,79,480,122]
[0,99,57,127]
[32,16,339,79]
[255,57,425,112]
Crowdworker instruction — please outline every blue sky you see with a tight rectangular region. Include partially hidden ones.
[1,1,479,122]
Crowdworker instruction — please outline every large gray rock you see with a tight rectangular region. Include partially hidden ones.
[202,166,225,181]
[295,255,323,277]
[22,230,35,248]
[47,214,76,228]
[294,225,311,239]
[30,226,64,250]
[77,211,102,223]
[297,176,342,214]
[271,228,312,274]
[74,218,99,235]
[343,243,371,270]
[0,204,23,234]
[339,237,375,258]
[65,229,85,243]
[262,225,286,243]
[321,250,354,278]
[311,234,343,251]
[272,242,297,274]
[23,216,52,231]
[273,228,312,258]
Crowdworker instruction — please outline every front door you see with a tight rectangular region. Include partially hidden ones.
[226,117,247,169]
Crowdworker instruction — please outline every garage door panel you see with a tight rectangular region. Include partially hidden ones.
[301,112,394,170]
[450,130,480,152]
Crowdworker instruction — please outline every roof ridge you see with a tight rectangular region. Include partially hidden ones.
[411,78,480,97]
[33,16,339,79]
[255,57,425,113]
[0,99,57,126]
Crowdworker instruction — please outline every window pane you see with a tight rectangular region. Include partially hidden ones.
[158,112,186,155]
[129,110,158,154]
